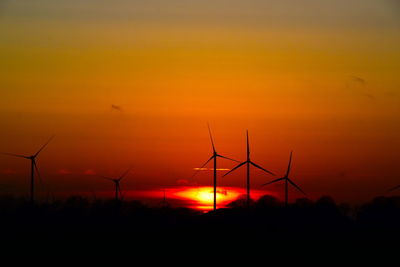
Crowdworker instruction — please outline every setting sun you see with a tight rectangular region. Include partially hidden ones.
[172,187,240,210]
[160,186,272,210]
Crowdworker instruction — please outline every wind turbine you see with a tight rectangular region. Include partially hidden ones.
[261,151,306,207]
[1,135,55,203]
[160,189,170,207]
[223,130,275,208]
[99,167,132,201]
[191,124,239,211]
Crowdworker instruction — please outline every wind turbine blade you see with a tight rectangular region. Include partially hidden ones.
[191,155,214,179]
[288,178,307,196]
[250,161,275,176]
[33,160,48,195]
[34,135,55,157]
[387,185,400,192]
[285,151,293,178]
[261,177,285,187]
[33,160,42,182]
[246,130,250,157]
[207,123,216,153]
[222,161,246,177]
[118,167,133,181]
[216,154,240,163]
[117,183,124,200]
[0,152,29,159]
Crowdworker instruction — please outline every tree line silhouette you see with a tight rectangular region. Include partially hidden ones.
[1,193,399,244]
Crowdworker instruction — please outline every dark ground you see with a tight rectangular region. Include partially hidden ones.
[1,194,399,262]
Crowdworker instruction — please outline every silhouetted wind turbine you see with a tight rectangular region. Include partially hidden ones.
[159,189,170,207]
[99,167,132,201]
[1,136,55,203]
[192,124,239,211]
[223,130,275,208]
[261,151,306,207]
[162,190,167,203]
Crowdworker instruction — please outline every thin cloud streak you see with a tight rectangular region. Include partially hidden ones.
[349,75,367,87]
[57,169,73,175]
[83,169,96,175]
[111,104,123,111]
[193,167,231,171]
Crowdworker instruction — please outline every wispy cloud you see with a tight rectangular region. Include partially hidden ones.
[193,168,231,171]
[83,169,96,175]
[364,93,375,100]
[345,75,375,99]
[57,169,73,175]
[176,179,198,186]
[348,75,367,87]
[216,189,228,196]
[111,104,122,111]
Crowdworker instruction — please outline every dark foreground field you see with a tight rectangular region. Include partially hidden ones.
[1,195,399,260]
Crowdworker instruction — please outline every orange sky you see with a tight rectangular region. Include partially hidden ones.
[0,1,399,205]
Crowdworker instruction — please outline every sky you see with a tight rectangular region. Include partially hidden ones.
[0,0,399,207]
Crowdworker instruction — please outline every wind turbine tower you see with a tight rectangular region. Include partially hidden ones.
[99,167,132,201]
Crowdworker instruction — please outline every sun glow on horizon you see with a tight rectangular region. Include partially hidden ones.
[172,186,240,210]
[90,187,275,210]
[165,186,274,210]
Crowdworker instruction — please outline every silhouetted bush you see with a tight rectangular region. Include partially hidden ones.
[226,194,254,209]
[357,196,400,230]
[255,195,282,209]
